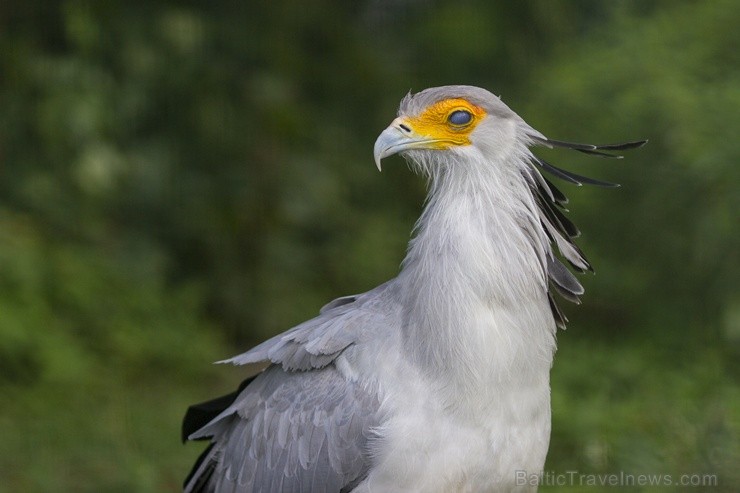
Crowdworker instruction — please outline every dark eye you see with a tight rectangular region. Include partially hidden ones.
[448,110,473,126]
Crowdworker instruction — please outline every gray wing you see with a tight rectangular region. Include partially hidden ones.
[319,294,360,313]
[185,283,394,492]
[187,365,380,493]
[223,282,392,371]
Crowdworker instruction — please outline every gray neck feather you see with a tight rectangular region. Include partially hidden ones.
[396,143,555,397]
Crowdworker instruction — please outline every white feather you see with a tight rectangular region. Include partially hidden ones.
[347,114,557,492]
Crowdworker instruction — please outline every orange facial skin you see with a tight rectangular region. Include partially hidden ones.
[400,98,487,149]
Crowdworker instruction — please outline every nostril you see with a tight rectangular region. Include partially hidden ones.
[398,124,411,133]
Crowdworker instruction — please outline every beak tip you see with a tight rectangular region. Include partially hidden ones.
[374,120,413,173]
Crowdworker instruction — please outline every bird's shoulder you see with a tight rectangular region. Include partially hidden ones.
[224,280,401,372]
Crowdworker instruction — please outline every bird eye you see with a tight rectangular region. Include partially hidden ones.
[448,110,473,126]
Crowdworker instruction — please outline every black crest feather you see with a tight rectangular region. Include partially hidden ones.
[528,137,646,327]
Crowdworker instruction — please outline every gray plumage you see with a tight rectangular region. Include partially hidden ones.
[190,367,378,492]
[186,284,396,492]
[183,85,645,492]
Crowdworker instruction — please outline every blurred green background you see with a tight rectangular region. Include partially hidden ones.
[0,1,738,491]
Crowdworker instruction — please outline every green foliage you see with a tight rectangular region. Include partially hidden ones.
[0,207,230,491]
[525,1,740,489]
[0,0,737,491]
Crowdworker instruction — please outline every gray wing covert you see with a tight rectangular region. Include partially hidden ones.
[189,365,380,492]
[185,284,395,492]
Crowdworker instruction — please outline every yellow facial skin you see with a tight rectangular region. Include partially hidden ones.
[374,98,488,170]
[401,98,487,149]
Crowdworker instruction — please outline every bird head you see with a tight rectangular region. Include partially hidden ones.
[374,85,538,174]
[374,85,646,328]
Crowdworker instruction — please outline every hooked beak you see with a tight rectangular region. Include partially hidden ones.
[373,118,440,171]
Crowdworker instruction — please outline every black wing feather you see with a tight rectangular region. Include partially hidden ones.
[183,375,259,491]
[183,375,257,443]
